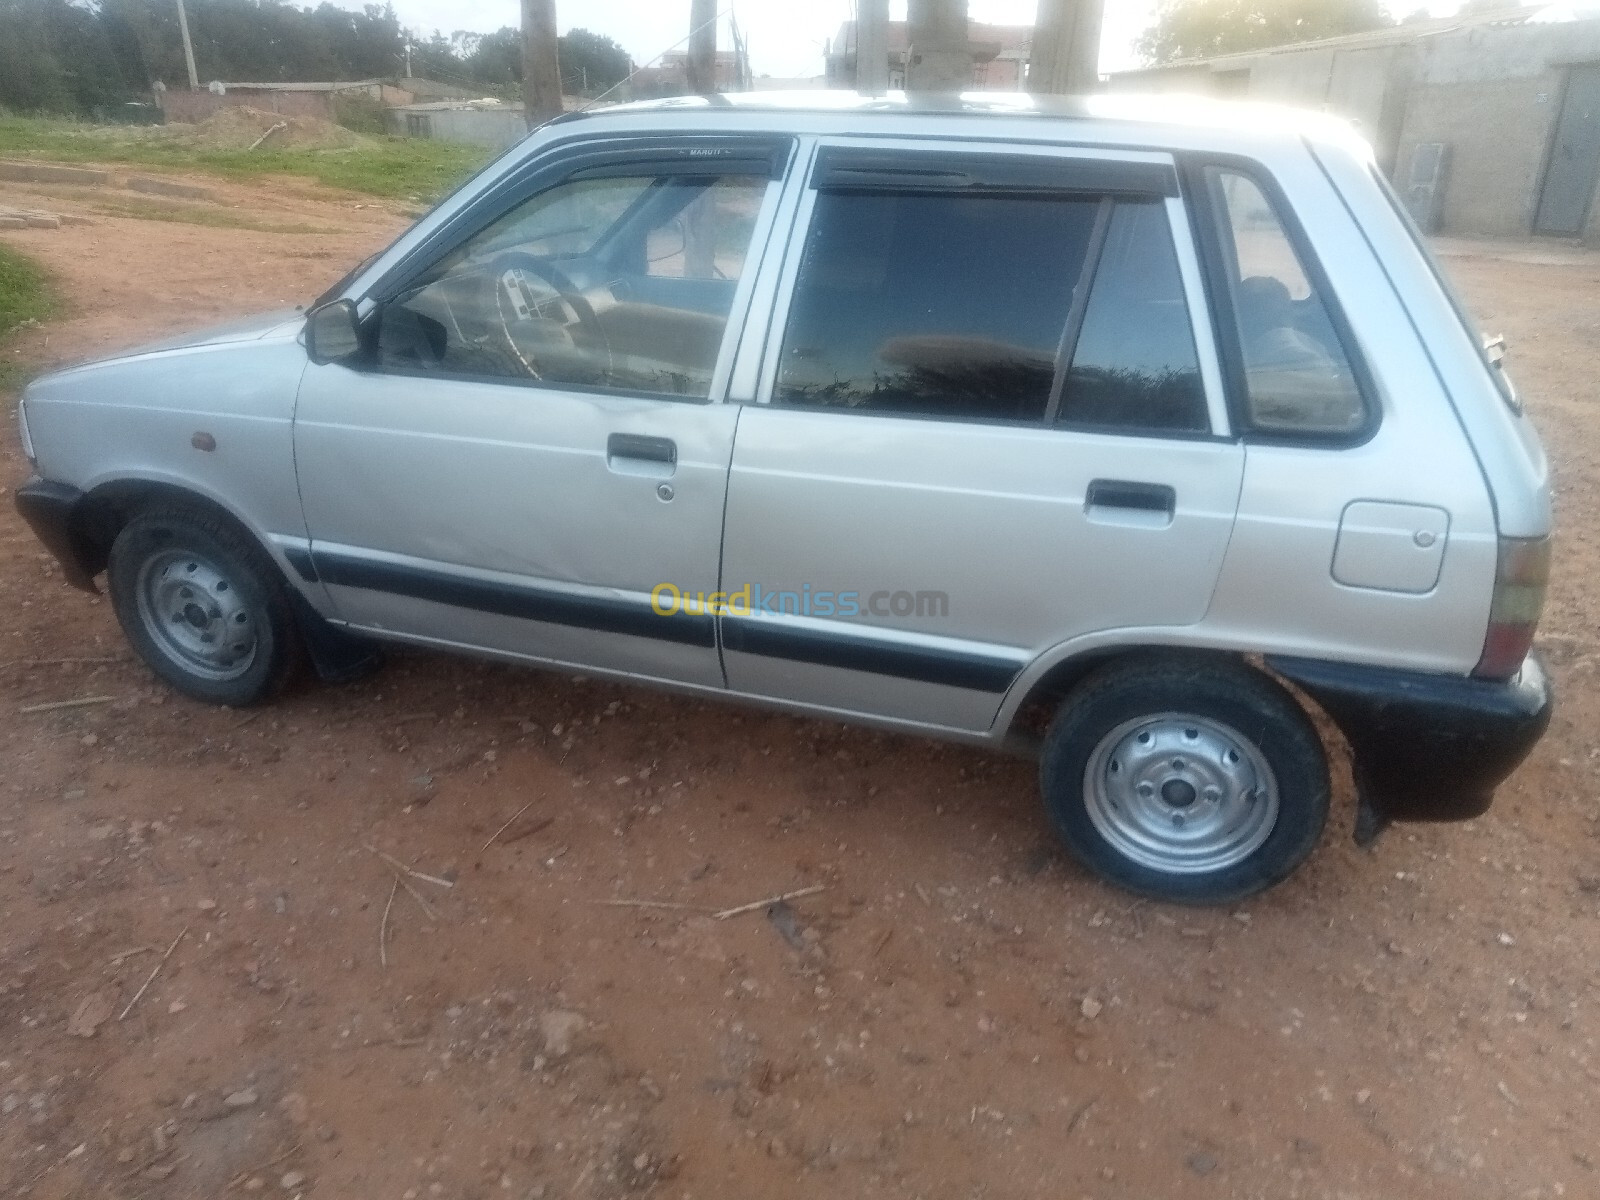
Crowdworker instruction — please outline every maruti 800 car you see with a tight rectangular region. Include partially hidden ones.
[13,93,1553,903]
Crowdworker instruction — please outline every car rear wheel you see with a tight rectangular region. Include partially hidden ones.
[1040,655,1329,904]
[107,505,297,707]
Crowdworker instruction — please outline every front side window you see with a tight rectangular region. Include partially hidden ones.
[774,172,1207,434]
[1208,168,1366,436]
[378,170,768,398]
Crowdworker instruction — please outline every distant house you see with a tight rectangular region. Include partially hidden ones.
[157,78,477,125]
[1107,8,1600,240]
[824,19,1032,91]
[628,50,747,97]
[387,99,530,150]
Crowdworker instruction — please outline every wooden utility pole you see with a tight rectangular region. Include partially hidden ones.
[906,0,971,92]
[855,0,890,93]
[1028,0,1103,94]
[522,0,563,127]
[174,0,199,89]
[687,0,718,94]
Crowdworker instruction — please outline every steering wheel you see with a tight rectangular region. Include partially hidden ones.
[490,252,611,381]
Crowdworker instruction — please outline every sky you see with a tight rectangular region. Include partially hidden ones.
[371,1,1480,81]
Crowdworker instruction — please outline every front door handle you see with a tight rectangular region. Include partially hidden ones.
[1085,479,1176,526]
[607,433,677,478]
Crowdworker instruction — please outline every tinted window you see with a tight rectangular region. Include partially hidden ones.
[1209,169,1366,436]
[775,190,1100,421]
[1059,200,1207,432]
[379,172,768,398]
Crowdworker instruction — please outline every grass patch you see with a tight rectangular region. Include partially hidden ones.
[90,197,336,236]
[0,242,56,390]
[0,116,492,202]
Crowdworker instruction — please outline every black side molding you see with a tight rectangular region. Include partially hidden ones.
[13,478,99,593]
[313,550,715,648]
[1267,654,1552,840]
[722,617,1021,693]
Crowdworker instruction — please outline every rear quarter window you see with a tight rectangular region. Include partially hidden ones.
[1202,166,1370,440]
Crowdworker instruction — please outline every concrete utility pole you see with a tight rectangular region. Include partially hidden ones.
[1028,0,1104,94]
[174,0,199,90]
[686,0,718,94]
[522,0,563,127]
[906,0,972,92]
[855,0,890,93]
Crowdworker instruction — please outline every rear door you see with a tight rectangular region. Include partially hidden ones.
[717,141,1244,733]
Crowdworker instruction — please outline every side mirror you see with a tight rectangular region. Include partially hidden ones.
[306,299,361,365]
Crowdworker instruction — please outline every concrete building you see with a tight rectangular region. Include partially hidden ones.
[385,100,529,150]
[825,20,1032,90]
[1108,7,1600,241]
[158,78,476,125]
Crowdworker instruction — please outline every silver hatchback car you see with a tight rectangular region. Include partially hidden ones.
[14,93,1553,903]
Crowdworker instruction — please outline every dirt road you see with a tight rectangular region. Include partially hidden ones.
[2,172,1597,1200]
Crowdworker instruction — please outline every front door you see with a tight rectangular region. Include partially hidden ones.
[1536,64,1600,236]
[718,143,1244,733]
[294,144,787,687]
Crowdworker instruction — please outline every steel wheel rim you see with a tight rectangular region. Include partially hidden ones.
[1083,713,1280,875]
[134,548,259,682]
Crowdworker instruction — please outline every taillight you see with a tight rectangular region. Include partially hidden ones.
[1474,535,1550,679]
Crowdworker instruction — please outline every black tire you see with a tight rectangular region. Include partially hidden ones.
[1039,654,1329,904]
[107,504,299,707]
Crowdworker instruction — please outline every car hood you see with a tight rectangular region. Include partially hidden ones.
[126,309,308,356]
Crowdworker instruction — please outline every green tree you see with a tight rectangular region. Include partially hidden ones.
[1137,0,1392,64]
[557,29,632,97]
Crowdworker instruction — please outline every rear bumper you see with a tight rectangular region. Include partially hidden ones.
[1267,653,1552,841]
[13,477,99,592]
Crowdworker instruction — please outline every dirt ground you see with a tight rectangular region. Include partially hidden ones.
[1,171,1598,1200]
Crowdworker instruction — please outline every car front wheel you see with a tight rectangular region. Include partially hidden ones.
[107,505,297,707]
[1040,655,1330,904]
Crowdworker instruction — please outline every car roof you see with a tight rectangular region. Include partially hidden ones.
[554,90,1369,158]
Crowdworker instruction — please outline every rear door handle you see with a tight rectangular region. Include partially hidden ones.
[607,433,677,478]
[1085,479,1176,526]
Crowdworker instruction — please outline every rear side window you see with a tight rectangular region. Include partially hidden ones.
[775,190,1095,421]
[774,177,1208,433]
[1059,200,1207,432]
[1206,168,1366,437]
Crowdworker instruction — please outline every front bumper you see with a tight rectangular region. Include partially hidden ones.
[1268,653,1552,842]
[13,477,99,592]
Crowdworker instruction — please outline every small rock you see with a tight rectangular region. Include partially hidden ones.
[539,1010,586,1059]
[67,991,115,1038]
[1497,932,1515,946]
[1080,996,1103,1020]
[224,1087,259,1109]
[197,898,218,913]
[167,1000,187,1014]
[244,1177,266,1192]
[280,1170,305,1189]
[279,1092,310,1125]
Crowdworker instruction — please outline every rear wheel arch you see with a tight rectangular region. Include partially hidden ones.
[1004,644,1266,744]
